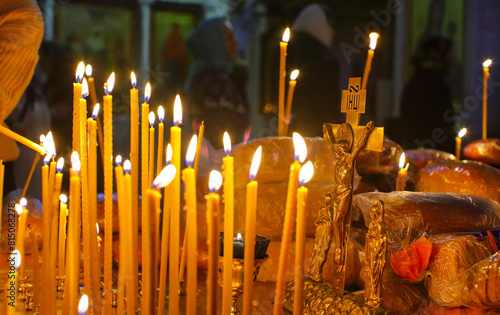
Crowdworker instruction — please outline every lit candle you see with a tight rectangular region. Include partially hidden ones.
[206,170,222,315]
[396,153,409,191]
[141,181,156,315]
[130,73,140,283]
[58,194,68,279]
[157,106,165,177]
[455,128,467,160]
[73,61,84,153]
[86,65,105,163]
[114,156,126,315]
[222,132,234,315]
[273,133,307,315]
[87,103,101,314]
[50,157,64,294]
[279,28,290,137]
[141,84,151,303]
[361,32,379,90]
[294,161,314,314]
[482,59,492,140]
[149,111,156,186]
[21,152,40,199]
[242,146,262,315]
[65,152,81,315]
[16,199,28,280]
[194,121,205,180]
[284,70,299,136]
[78,294,89,315]
[0,125,45,154]
[123,160,137,315]
[103,72,114,315]
[158,145,173,315]
[169,95,182,315]
[182,135,198,315]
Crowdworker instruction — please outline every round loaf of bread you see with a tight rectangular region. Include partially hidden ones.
[463,138,500,166]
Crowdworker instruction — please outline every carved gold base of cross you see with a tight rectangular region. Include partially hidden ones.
[323,77,384,296]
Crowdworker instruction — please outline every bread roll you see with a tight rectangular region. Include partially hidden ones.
[463,139,500,166]
[416,160,500,203]
[355,137,403,175]
[404,148,457,173]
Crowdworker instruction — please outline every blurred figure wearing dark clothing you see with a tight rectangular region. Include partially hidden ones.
[396,36,455,152]
[286,4,340,137]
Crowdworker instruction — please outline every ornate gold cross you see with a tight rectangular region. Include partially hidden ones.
[325,77,384,152]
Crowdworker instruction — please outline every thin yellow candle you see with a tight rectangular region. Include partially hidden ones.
[40,153,50,312]
[194,121,205,180]
[483,59,492,140]
[87,104,101,315]
[103,72,115,315]
[242,146,262,315]
[284,70,299,136]
[149,111,156,186]
[124,160,137,315]
[142,187,157,315]
[21,152,40,199]
[182,135,199,314]
[73,61,84,153]
[169,95,182,315]
[86,64,105,165]
[0,125,45,154]
[293,161,314,314]
[141,83,151,292]
[30,230,40,308]
[58,194,68,278]
[130,73,140,287]
[157,106,165,176]
[206,170,222,315]
[273,133,307,315]
[222,132,234,315]
[455,128,467,160]
[16,200,28,280]
[64,153,81,315]
[6,250,20,315]
[158,145,173,315]
[50,157,64,313]
[278,28,290,137]
[78,294,89,315]
[361,32,379,90]
[114,156,126,315]
[396,153,409,191]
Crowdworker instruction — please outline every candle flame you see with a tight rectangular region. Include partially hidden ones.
[44,131,56,159]
[236,233,243,241]
[11,249,21,269]
[40,134,45,144]
[144,82,151,103]
[149,111,155,127]
[399,152,406,170]
[369,32,379,50]
[282,27,290,43]
[293,132,307,163]
[85,64,92,77]
[173,94,183,126]
[223,132,231,155]
[20,197,27,208]
[71,151,81,175]
[82,78,89,98]
[92,103,100,119]
[299,161,314,185]
[60,194,67,204]
[131,71,137,88]
[115,155,122,166]
[249,146,262,180]
[158,105,164,123]
[56,157,64,173]
[166,143,172,164]
[96,223,100,236]
[15,203,23,216]
[290,69,299,81]
[78,294,89,315]
[76,62,85,83]
[106,72,115,94]
[124,160,131,173]
[186,135,198,167]
[483,59,492,68]
[208,170,223,193]
[153,164,176,189]
[457,128,467,138]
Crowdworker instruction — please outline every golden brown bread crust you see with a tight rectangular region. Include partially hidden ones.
[405,148,457,173]
[463,139,500,166]
[355,137,403,175]
[416,160,500,203]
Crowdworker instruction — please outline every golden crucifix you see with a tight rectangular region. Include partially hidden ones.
[306,77,384,297]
